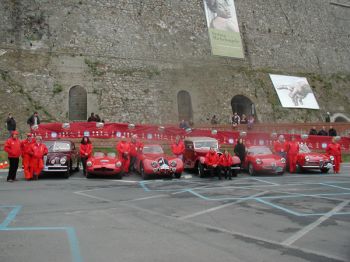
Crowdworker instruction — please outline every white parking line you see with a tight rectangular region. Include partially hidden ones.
[282,200,350,246]
[127,194,167,202]
[74,191,112,202]
[178,191,268,220]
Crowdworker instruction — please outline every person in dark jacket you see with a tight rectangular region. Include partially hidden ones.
[318,126,328,136]
[328,126,337,137]
[87,113,97,122]
[6,113,16,137]
[309,126,317,135]
[27,112,40,127]
[234,138,246,167]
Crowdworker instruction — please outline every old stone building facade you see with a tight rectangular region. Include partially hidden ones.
[0,0,350,132]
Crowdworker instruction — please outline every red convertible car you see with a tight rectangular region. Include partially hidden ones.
[86,152,123,179]
[296,143,334,173]
[135,144,184,179]
[243,146,286,176]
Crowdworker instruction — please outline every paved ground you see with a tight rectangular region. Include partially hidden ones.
[0,164,349,262]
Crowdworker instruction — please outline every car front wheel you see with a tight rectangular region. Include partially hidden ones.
[248,163,255,176]
[198,162,205,178]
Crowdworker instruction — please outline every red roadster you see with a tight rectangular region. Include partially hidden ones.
[86,152,123,179]
[135,144,184,179]
[243,146,286,176]
[296,143,334,173]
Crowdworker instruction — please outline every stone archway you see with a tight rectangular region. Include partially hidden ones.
[69,85,87,121]
[332,113,350,122]
[231,95,255,118]
[177,90,193,121]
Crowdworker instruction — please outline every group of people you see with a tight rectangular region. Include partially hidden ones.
[309,126,337,136]
[4,131,48,182]
[231,112,255,129]
[87,112,103,123]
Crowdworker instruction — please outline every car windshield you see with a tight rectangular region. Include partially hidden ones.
[93,152,105,158]
[299,143,311,153]
[45,141,71,152]
[249,147,272,155]
[143,145,164,154]
[107,152,116,158]
[194,141,218,150]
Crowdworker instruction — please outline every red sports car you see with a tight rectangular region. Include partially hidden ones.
[296,143,334,173]
[135,144,184,179]
[243,146,286,176]
[86,152,123,179]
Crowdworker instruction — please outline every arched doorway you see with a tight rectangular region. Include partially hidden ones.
[231,95,255,117]
[177,90,193,121]
[335,117,348,122]
[69,85,87,121]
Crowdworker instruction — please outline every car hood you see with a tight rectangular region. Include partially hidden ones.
[90,157,118,164]
[253,154,284,162]
[298,153,329,160]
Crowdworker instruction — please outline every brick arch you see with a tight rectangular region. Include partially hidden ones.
[332,113,350,122]
[69,85,87,121]
[177,90,193,121]
[231,95,256,118]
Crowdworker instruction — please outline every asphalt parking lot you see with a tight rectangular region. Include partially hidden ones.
[0,165,349,262]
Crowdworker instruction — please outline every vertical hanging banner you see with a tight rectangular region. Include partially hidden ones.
[269,74,320,109]
[203,0,244,58]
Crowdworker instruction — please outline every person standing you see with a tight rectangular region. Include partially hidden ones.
[129,135,143,172]
[273,135,288,159]
[325,112,331,123]
[205,147,220,179]
[309,126,318,135]
[6,113,16,137]
[231,112,240,128]
[318,126,328,136]
[234,138,246,167]
[27,112,40,128]
[80,136,93,176]
[287,136,299,173]
[171,135,185,160]
[30,136,48,180]
[4,131,22,182]
[219,150,233,180]
[116,136,131,174]
[326,137,342,174]
[328,126,337,137]
[87,113,97,122]
[21,133,35,180]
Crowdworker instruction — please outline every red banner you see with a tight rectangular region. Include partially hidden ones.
[33,122,350,152]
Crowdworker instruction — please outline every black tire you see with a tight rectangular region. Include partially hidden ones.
[198,162,205,178]
[140,163,149,180]
[296,164,302,173]
[86,173,92,179]
[231,170,239,177]
[63,161,71,179]
[277,172,284,176]
[174,173,182,179]
[321,168,329,174]
[248,163,255,176]
[115,173,122,179]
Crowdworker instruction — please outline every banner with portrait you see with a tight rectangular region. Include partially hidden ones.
[203,0,244,58]
[269,74,320,109]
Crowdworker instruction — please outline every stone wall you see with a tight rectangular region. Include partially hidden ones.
[0,0,349,132]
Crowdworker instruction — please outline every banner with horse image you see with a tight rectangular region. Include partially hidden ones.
[269,74,320,109]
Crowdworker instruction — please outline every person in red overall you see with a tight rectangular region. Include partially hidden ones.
[80,136,93,176]
[4,130,22,182]
[287,136,299,173]
[205,147,220,179]
[326,137,342,174]
[129,135,143,172]
[21,133,35,180]
[273,135,288,159]
[116,136,131,174]
[171,135,185,160]
[30,136,48,180]
[219,150,233,180]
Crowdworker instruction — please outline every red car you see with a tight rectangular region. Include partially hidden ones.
[86,152,123,179]
[135,144,184,179]
[243,146,286,176]
[296,143,334,173]
[183,137,241,178]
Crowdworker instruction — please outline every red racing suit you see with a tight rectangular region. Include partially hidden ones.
[287,141,299,173]
[21,139,35,179]
[30,143,48,176]
[129,141,144,157]
[273,141,288,158]
[80,143,93,158]
[116,141,131,173]
[4,137,22,158]
[171,141,185,159]
[326,142,342,173]
[219,153,233,167]
[205,151,219,167]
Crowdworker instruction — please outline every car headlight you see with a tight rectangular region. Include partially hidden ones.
[330,155,334,161]
[115,161,122,168]
[87,161,92,167]
[256,159,262,165]
[281,158,286,164]
[170,160,177,167]
[50,159,56,165]
[305,156,310,162]
[60,157,67,165]
[151,161,158,168]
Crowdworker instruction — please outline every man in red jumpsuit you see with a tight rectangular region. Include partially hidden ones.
[287,136,299,173]
[21,133,35,180]
[30,136,48,180]
[219,150,233,180]
[171,135,185,160]
[80,136,93,176]
[129,135,143,172]
[116,136,131,174]
[205,147,220,179]
[326,137,342,174]
[273,135,288,159]
[4,130,22,182]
